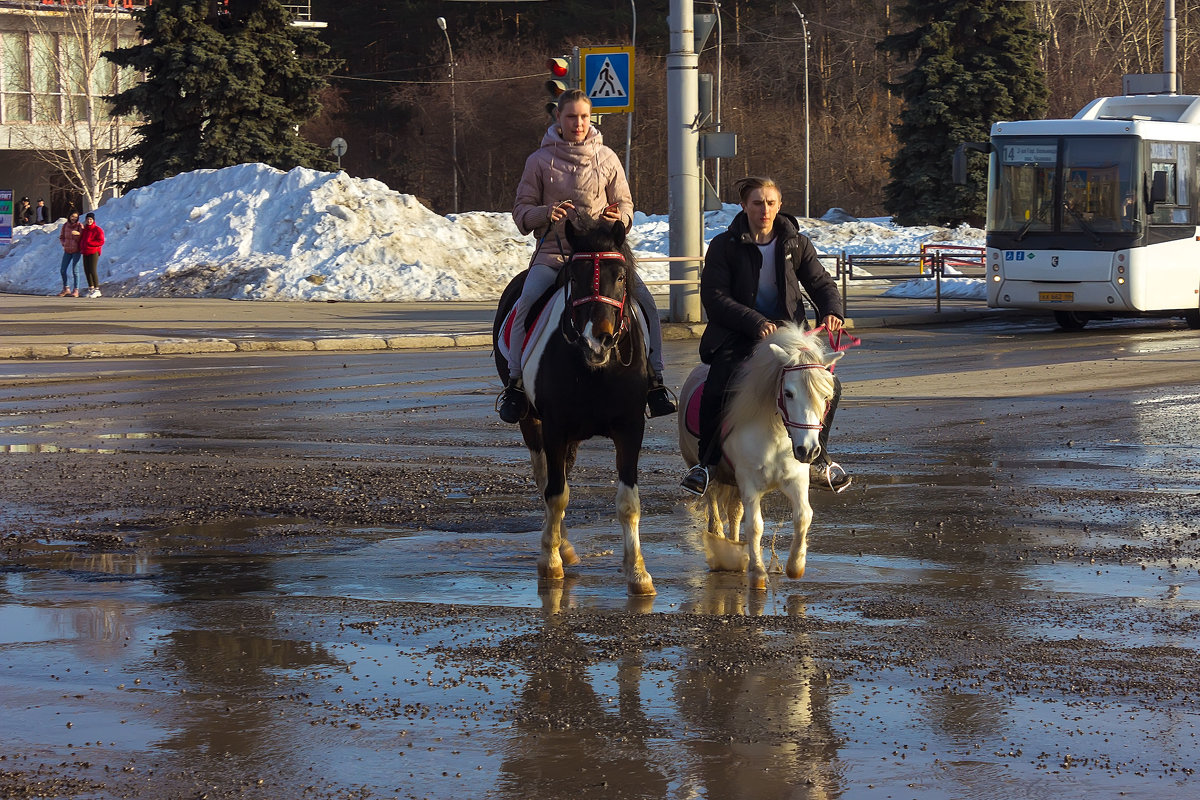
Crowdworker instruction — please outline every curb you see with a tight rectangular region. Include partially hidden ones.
[0,332,499,360]
[0,309,1022,360]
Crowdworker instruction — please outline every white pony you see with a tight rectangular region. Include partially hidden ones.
[678,324,843,590]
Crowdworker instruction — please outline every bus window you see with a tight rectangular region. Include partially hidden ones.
[1149,141,1190,225]
[1062,138,1132,233]
[990,139,1057,233]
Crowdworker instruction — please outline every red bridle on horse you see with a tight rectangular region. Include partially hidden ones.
[568,250,629,331]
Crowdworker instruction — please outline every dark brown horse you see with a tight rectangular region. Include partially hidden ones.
[493,219,655,595]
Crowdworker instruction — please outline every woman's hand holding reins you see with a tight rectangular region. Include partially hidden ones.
[548,201,575,224]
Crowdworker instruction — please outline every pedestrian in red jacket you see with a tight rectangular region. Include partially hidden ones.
[79,212,106,298]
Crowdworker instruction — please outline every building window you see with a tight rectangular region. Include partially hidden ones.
[3,33,31,123]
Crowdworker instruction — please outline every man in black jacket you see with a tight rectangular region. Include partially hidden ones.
[681,176,851,496]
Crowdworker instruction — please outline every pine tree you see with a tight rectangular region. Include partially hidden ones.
[106,0,338,189]
[879,1,1048,226]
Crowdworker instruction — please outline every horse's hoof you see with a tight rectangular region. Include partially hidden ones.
[559,542,580,567]
[749,573,767,591]
[787,563,806,580]
[537,562,564,582]
[627,574,656,596]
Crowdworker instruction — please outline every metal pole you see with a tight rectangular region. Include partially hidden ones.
[792,4,810,218]
[668,0,702,322]
[1164,0,1177,93]
[624,0,636,182]
[437,17,458,213]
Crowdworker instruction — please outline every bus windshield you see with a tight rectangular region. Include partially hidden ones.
[989,136,1138,235]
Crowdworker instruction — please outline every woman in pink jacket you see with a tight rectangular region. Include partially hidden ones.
[79,212,106,298]
[56,211,84,297]
[499,89,674,423]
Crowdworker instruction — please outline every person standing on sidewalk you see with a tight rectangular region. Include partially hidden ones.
[498,88,675,423]
[79,212,106,298]
[56,211,84,297]
[680,176,852,497]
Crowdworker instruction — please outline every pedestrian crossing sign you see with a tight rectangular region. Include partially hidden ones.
[579,46,634,113]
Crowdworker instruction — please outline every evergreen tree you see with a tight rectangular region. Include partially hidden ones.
[106,0,338,189]
[879,1,1048,226]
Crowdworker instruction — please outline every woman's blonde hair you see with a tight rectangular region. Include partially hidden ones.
[734,176,781,204]
[556,88,591,113]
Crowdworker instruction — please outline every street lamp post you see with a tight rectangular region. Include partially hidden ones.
[436,16,459,214]
[792,5,811,218]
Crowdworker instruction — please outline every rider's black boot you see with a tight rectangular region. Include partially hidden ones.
[498,377,528,423]
[646,376,677,418]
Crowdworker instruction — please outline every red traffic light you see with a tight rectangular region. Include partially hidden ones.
[547,57,570,78]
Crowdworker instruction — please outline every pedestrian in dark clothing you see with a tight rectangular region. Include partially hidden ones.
[17,198,32,226]
[35,199,48,224]
[680,176,852,496]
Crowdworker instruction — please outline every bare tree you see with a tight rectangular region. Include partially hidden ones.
[14,0,139,210]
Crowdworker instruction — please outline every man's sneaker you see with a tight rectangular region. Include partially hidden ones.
[646,379,677,418]
[680,465,710,496]
[497,378,527,423]
[817,461,852,493]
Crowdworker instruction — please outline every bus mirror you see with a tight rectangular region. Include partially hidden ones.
[1149,171,1168,207]
[952,142,992,186]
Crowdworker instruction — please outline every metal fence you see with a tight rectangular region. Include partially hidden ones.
[640,244,986,319]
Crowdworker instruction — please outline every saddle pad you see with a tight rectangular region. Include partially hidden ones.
[497,293,558,369]
[680,363,710,439]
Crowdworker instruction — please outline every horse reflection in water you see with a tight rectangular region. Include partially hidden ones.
[680,324,843,590]
[495,578,841,799]
[493,219,656,595]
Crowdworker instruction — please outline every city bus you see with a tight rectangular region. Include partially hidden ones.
[957,92,1200,331]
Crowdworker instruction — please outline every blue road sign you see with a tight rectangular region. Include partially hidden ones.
[579,46,634,113]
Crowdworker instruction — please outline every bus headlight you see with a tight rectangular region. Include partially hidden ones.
[1117,276,1125,285]
[992,274,1001,282]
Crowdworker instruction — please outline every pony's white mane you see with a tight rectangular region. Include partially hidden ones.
[724,323,834,430]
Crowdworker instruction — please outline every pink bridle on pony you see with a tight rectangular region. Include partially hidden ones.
[775,325,861,431]
[776,363,831,431]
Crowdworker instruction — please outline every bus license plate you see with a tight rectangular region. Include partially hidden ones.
[1039,291,1074,303]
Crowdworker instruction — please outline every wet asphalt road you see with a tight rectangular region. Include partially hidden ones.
[1,315,1199,800]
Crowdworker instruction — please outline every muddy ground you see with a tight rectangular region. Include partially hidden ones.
[1,321,1198,799]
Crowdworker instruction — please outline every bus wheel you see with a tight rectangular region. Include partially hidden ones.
[1185,309,1200,329]
[1054,311,1089,330]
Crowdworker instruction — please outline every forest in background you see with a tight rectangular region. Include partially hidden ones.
[301,0,1200,219]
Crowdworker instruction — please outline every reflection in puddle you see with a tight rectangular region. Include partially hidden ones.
[1,510,1198,799]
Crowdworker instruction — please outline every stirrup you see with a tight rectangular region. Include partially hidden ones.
[680,465,709,496]
[821,461,852,493]
[646,383,678,418]
[496,379,527,423]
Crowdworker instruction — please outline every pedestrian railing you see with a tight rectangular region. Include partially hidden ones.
[638,245,986,318]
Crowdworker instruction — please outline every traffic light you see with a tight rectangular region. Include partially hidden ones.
[544,55,577,116]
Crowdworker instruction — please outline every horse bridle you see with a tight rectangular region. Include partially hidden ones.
[563,250,630,342]
[777,363,831,431]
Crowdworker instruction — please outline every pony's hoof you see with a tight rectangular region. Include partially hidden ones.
[537,562,564,582]
[627,573,656,596]
[559,542,580,567]
[786,563,806,580]
[749,573,768,591]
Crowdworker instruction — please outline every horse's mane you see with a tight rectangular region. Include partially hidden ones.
[724,323,834,430]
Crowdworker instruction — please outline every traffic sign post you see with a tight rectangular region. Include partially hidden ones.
[579,46,634,114]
